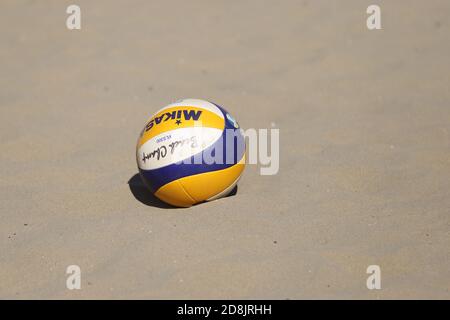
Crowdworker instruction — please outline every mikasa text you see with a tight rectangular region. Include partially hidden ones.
[143,109,202,131]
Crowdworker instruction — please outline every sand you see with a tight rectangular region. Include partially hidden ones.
[0,0,449,299]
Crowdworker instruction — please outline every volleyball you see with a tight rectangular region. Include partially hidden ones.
[136,99,246,207]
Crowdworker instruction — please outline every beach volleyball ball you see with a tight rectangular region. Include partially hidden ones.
[136,99,245,207]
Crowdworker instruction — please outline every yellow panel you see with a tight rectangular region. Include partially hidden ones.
[138,107,225,147]
[153,180,197,208]
[154,155,245,207]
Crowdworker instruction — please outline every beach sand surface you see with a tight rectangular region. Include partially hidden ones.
[0,0,449,298]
